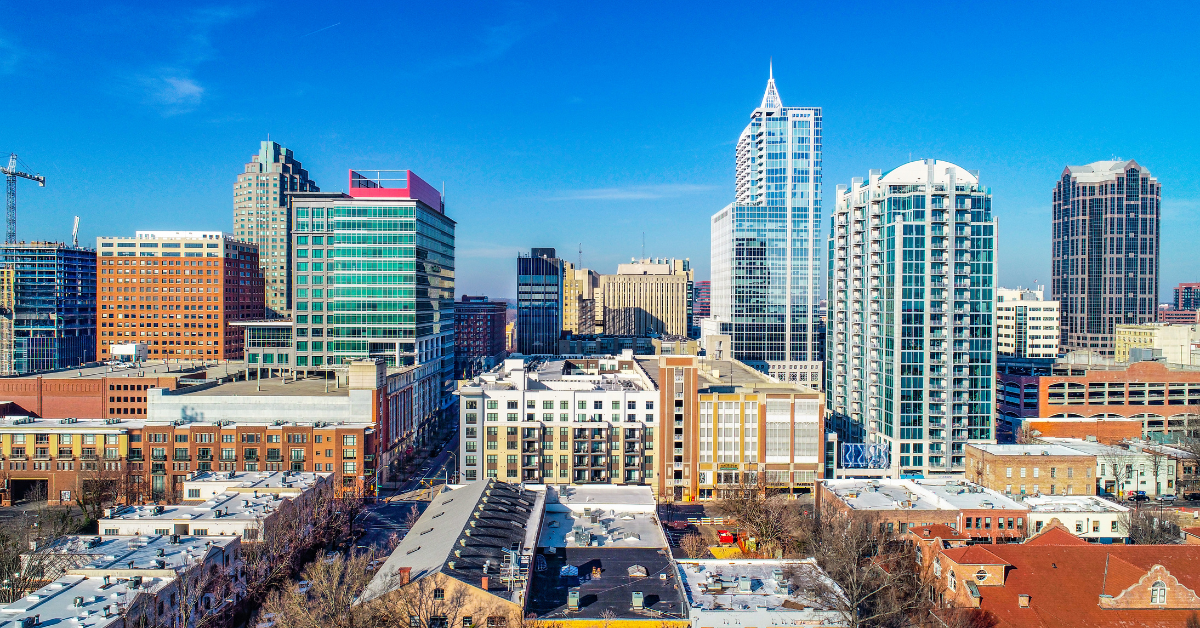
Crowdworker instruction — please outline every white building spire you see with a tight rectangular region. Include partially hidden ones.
[760,61,782,109]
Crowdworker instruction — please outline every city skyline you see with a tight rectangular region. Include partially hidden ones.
[1,2,1198,300]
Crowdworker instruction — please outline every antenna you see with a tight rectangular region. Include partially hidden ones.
[578,243,582,269]
[72,216,79,248]
[641,232,645,261]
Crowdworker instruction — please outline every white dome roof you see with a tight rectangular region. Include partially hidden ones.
[878,159,978,186]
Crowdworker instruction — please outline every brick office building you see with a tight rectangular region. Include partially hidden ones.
[96,231,264,361]
[454,295,506,379]
[0,362,198,419]
[965,443,1097,497]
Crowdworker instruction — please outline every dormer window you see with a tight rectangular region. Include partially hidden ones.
[1151,581,1166,605]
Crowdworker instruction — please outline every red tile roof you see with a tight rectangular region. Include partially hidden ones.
[942,544,1010,566]
[942,544,1200,628]
[1023,524,1089,546]
[910,523,970,540]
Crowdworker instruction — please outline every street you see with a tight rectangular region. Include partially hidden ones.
[355,432,459,551]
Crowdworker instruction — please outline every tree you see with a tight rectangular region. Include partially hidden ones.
[1101,449,1134,498]
[257,550,388,628]
[713,480,809,557]
[680,533,709,559]
[75,461,126,522]
[1121,507,1180,545]
[238,481,364,621]
[808,510,933,628]
[0,507,84,603]
[1141,442,1171,496]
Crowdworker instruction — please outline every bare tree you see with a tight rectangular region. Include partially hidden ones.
[378,573,474,628]
[238,482,364,619]
[256,550,387,628]
[1141,443,1171,496]
[713,480,809,557]
[1121,507,1180,545]
[680,533,709,559]
[808,510,933,628]
[75,461,125,522]
[0,508,84,603]
[1174,436,1200,493]
[1101,450,1133,498]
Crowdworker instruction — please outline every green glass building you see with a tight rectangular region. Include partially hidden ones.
[288,170,454,388]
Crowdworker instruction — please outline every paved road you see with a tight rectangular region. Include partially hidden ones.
[356,433,460,552]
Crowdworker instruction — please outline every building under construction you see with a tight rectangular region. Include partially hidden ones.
[0,242,96,374]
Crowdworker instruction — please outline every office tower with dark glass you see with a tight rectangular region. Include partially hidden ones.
[706,67,823,385]
[1052,160,1160,356]
[516,248,563,355]
[827,160,997,478]
[233,141,319,318]
[0,242,96,373]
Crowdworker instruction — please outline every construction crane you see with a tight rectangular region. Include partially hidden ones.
[72,216,79,248]
[2,154,46,244]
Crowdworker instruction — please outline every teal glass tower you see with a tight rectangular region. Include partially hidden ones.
[289,170,454,387]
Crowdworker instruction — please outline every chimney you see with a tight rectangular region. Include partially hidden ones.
[481,576,489,590]
[397,567,411,585]
[1018,594,1031,608]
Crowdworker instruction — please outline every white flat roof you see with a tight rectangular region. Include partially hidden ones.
[1022,495,1129,514]
[51,535,238,574]
[677,559,840,613]
[0,575,170,628]
[823,479,1027,511]
[537,508,665,549]
[101,491,289,524]
[972,444,1095,457]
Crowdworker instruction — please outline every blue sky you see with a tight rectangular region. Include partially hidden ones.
[2,1,1198,300]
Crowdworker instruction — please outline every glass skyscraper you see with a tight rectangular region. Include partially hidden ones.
[289,170,455,387]
[0,242,96,373]
[706,68,823,386]
[516,248,563,355]
[827,160,997,478]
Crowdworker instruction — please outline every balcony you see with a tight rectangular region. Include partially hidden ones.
[173,454,190,462]
[266,454,282,462]
[197,453,213,461]
[150,453,167,462]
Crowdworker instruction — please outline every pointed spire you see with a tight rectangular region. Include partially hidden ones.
[760,61,782,109]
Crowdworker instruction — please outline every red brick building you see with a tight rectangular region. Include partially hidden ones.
[454,295,506,380]
[96,231,264,360]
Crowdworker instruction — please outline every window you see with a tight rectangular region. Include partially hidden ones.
[193,528,208,536]
[187,489,200,499]
[947,570,956,591]
[343,461,357,474]
[1006,467,1012,478]
[342,435,357,446]
[1112,520,1119,532]
[104,529,120,535]
[433,588,445,600]
[1151,581,1166,604]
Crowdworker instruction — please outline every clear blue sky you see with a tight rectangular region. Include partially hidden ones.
[2,1,1198,300]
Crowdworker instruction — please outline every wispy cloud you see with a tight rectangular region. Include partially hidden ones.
[0,35,22,74]
[424,5,551,73]
[548,183,719,201]
[137,73,205,116]
[125,5,257,116]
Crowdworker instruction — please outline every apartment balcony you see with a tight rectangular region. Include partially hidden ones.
[150,453,167,462]
[173,454,190,462]
[197,453,213,461]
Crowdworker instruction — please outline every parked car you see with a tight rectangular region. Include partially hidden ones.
[1128,491,1150,503]
[1097,490,1117,499]
[1184,492,1200,501]
[1157,494,1177,503]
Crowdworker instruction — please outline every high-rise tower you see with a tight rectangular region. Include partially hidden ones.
[516,248,563,355]
[707,66,823,385]
[1051,160,1160,356]
[828,160,997,478]
[233,141,319,318]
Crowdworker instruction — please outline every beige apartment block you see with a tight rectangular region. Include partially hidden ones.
[965,443,1097,497]
[232,141,319,318]
[561,261,599,335]
[601,258,692,336]
[997,287,1060,358]
[1114,322,1200,365]
[647,355,824,501]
